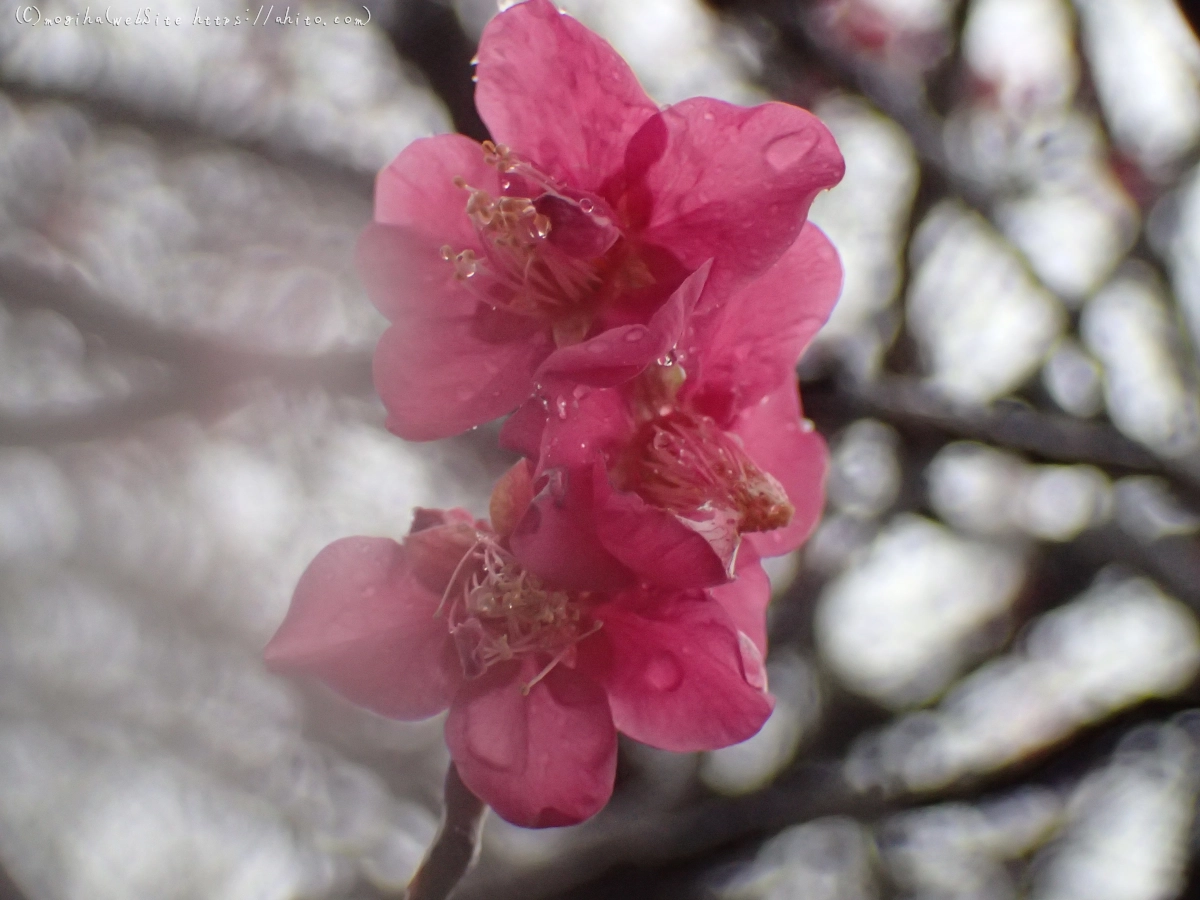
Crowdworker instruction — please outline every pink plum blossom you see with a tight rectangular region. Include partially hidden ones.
[358,0,843,440]
[263,473,773,828]
[498,222,841,590]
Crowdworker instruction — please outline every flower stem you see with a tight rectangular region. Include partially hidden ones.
[405,764,487,900]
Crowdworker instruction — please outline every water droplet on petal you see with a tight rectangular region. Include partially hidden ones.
[624,330,644,344]
[737,632,768,692]
[579,198,595,213]
[643,652,683,691]
[555,397,568,419]
[571,385,587,400]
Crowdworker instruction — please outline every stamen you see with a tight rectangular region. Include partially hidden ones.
[628,411,795,533]
[444,169,606,322]
[436,536,486,617]
[480,140,561,198]
[439,535,597,681]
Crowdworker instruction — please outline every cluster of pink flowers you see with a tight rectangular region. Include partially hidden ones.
[265,0,843,828]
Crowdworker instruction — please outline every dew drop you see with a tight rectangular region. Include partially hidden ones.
[579,198,595,213]
[738,631,768,691]
[571,385,587,400]
[554,397,568,419]
[764,131,817,171]
[800,418,815,433]
[643,653,684,692]
[623,330,644,344]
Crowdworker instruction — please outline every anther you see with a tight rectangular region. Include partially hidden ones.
[630,412,795,533]
[440,246,479,280]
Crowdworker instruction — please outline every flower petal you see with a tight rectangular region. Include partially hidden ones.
[734,383,828,557]
[709,542,771,655]
[373,133,498,243]
[592,469,732,589]
[474,0,658,192]
[683,224,842,424]
[358,223,475,324]
[410,507,478,534]
[445,658,617,828]
[264,537,461,720]
[632,98,843,301]
[585,589,774,751]
[372,309,553,442]
[489,459,535,540]
[533,386,635,472]
[509,465,634,592]
[404,517,482,594]
[535,260,710,387]
[499,394,551,460]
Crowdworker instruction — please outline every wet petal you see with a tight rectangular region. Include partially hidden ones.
[535,261,710,387]
[684,224,842,423]
[709,543,771,655]
[509,465,634,592]
[264,537,461,720]
[734,384,828,557]
[534,387,635,472]
[499,395,551,460]
[592,470,732,589]
[474,0,658,192]
[373,133,498,243]
[445,658,617,828]
[373,310,552,442]
[586,589,774,751]
[634,98,843,302]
